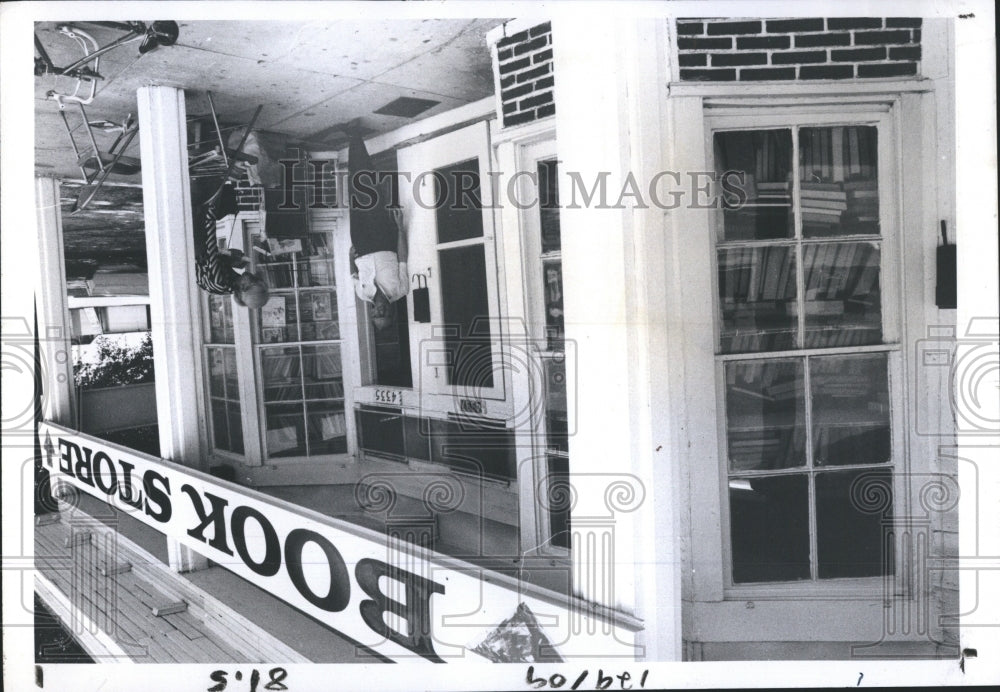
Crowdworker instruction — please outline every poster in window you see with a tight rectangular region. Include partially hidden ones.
[261,296,287,328]
[267,238,303,257]
[310,292,333,321]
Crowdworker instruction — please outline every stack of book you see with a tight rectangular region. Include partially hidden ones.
[843,179,879,227]
[755,180,791,208]
[800,181,847,228]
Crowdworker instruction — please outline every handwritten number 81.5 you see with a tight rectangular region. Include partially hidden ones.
[208,667,288,691]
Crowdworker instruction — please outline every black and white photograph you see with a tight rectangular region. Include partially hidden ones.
[1,1,997,690]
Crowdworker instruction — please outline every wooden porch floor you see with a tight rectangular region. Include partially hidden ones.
[34,507,309,664]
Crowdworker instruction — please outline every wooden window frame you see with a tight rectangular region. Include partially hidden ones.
[704,105,914,599]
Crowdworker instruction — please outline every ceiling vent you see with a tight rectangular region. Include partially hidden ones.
[373,96,440,118]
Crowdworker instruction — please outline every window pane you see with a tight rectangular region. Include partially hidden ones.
[211,399,230,451]
[725,359,806,471]
[544,355,569,454]
[439,244,494,388]
[304,258,335,287]
[207,347,226,397]
[307,401,346,454]
[816,469,893,578]
[802,241,882,348]
[715,129,793,241]
[261,346,301,402]
[542,259,565,348]
[259,262,296,290]
[547,454,571,549]
[223,348,239,396]
[302,344,343,399]
[811,353,891,466]
[373,298,413,388]
[259,294,295,344]
[718,246,797,353]
[730,474,810,583]
[538,159,561,254]
[301,290,339,341]
[208,294,234,343]
[435,158,483,243]
[356,406,404,457]
[227,403,244,455]
[265,403,306,457]
[799,126,879,238]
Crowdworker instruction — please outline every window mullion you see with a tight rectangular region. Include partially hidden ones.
[804,355,819,581]
[791,125,806,349]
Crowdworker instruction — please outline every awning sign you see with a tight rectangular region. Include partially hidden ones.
[38,423,639,663]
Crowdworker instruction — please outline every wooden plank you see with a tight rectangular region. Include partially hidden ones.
[152,601,188,617]
[100,561,133,576]
[161,627,217,663]
[36,513,61,526]
[162,612,207,640]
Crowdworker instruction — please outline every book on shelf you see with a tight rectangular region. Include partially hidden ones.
[757,181,791,192]
[802,211,843,225]
[261,327,287,344]
[267,238,303,257]
[318,412,347,439]
[261,296,288,328]
[310,292,333,321]
[843,179,877,192]
[827,243,859,297]
[802,197,848,211]
[786,299,846,317]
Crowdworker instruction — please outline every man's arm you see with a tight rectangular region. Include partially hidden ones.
[349,245,359,277]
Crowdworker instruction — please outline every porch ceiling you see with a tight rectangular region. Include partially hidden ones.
[35,18,506,269]
[35,18,504,181]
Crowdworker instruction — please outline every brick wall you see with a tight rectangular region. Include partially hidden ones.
[494,22,555,128]
[676,18,922,81]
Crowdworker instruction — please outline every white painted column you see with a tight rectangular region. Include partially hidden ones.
[136,85,209,572]
[954,10,1000,673]
[33,177,76,426]
[551,18,681,660]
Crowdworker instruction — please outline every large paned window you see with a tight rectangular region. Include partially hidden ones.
[250,224,347,458]
[435,158,495,389]
[204,294,244,455]
[713,121,898,585]
[536,157,570,549]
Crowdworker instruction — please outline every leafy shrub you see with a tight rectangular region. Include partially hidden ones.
[74,333,154,389]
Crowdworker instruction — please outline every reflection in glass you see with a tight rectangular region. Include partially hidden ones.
[811,353,891,466]
[223,348,238,395]
[538,159,561,254]
[725,359,806,471]
[816,469,893,578]
[730,474,810,583]
[207,347,226,396]
[265,403,306,457]
[800,242,882,348]
[799,126,879,238]
[261,347,301,402]
[718,246,797,353]
[302,344,343,400]
[207,294,234,343]
[307,401,347,454]
[301,290,339,342]
[715,129,793,241]
[211,400,229,452]
[542,259,564,348]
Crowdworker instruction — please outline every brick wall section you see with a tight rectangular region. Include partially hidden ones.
[494,22,555,127]
[676,18,922,81]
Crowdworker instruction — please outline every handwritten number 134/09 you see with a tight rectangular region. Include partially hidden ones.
[208,667,287,691]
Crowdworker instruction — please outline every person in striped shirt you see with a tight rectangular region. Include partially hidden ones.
[193,181,270,309]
